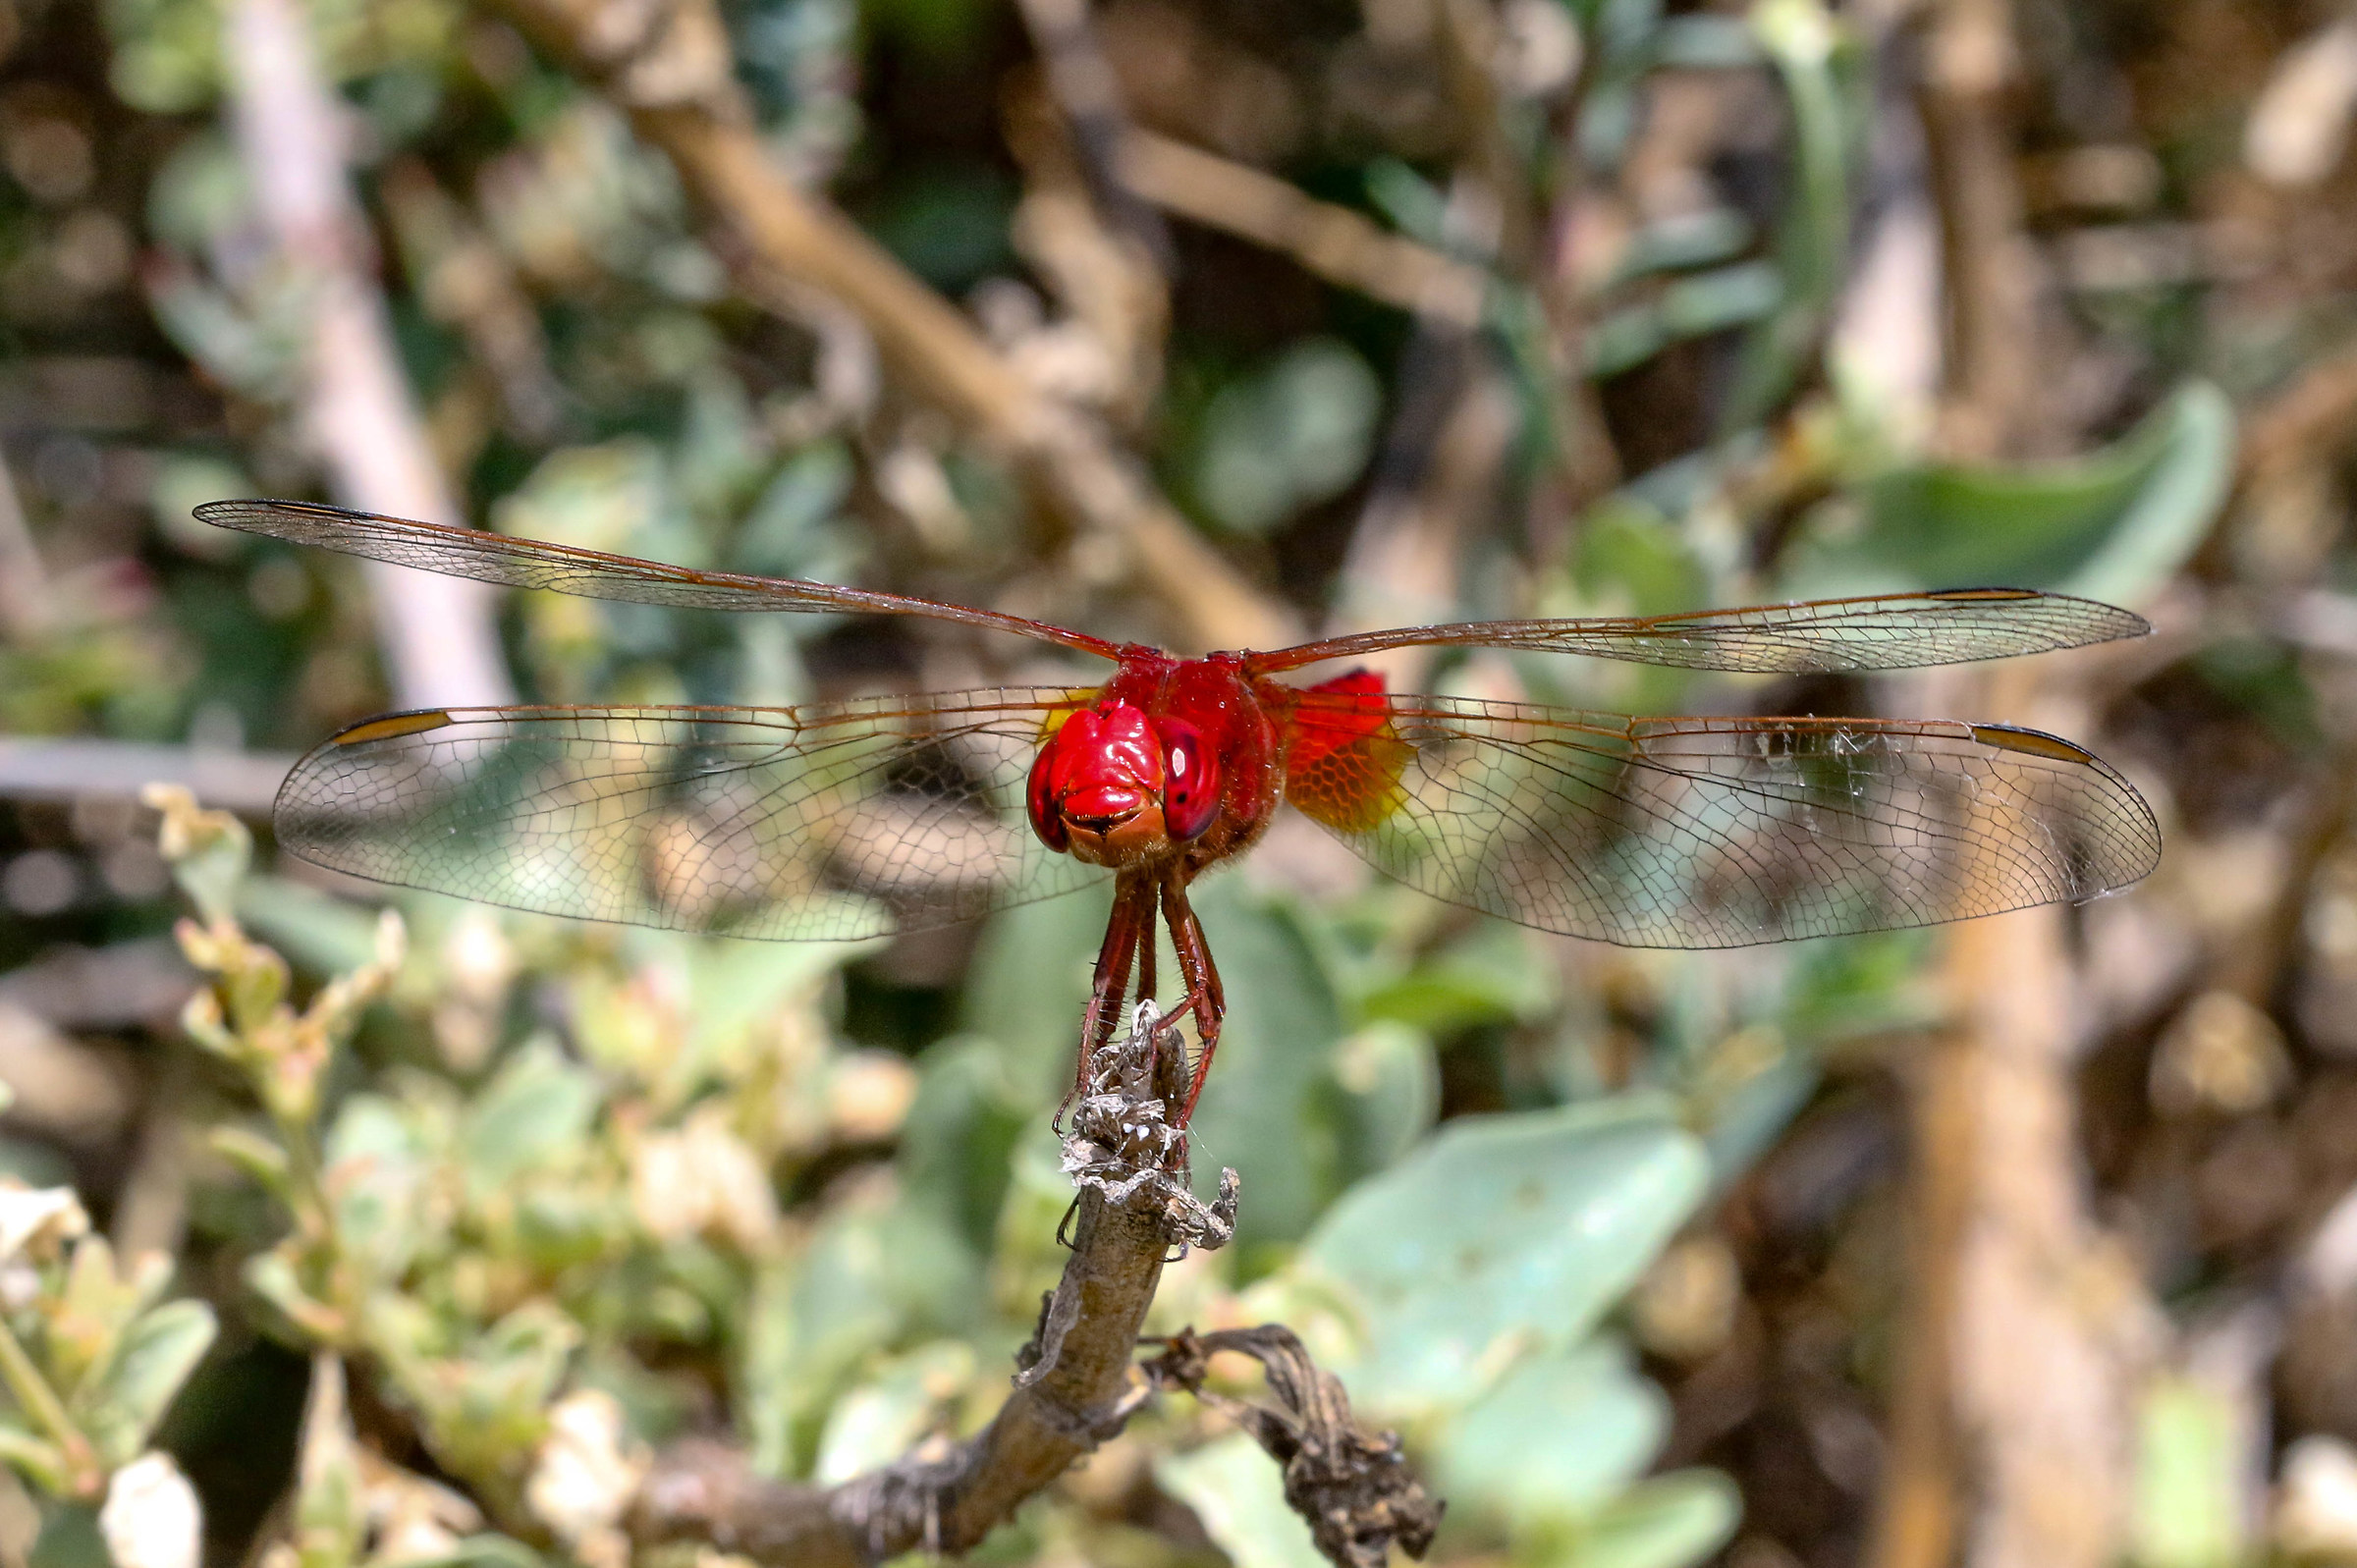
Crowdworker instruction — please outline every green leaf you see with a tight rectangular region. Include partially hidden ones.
[79,1300,217,1467]
[1322,1021,1439,1182]
[1778,381,2233,606]
[27,1505,107,1568]
[393,1539,546,1568]
[1358,921,1558,1034]
[2132,1374,2248,1568]
[321,1094,438,1282]
[291,1354,363,1568]
[1156,1434,1330,1568]
[962,881,1115,1105]
[458,1036,603,1200]
[378,1303,580,1484]
[231,876,386,977]
[1192,341,1383,534]
[899,1036,1031,1252]
[736,442,854,579]
[0,1417,66,1494]
[208,1125,292,1199]
[1183,882,1352,1256]
[740,1198,979,1478]
[811,1341,975,1485]
[1587,262,1782,378]
[1721,0,1860,431]
[1433,1339,1669,1524]
[1544,1471,1741,1568]
[164,810,251,929]
[1291,1096,1709,1415]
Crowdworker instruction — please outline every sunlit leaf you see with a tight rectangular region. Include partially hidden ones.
[1193,340,1383,534]
[458,1037,603,1200]
[80,1300,219,1467]
[1184,881,1352,1256]
[1293,1096,1709,1414]
[1544,1470,1742,1568]
[1778,381,2233,606]
[1322,1021,1439,1181]
[812,1341,975,1485]
[2133,1374,2249,1568]
[1433,1339,1669,1526]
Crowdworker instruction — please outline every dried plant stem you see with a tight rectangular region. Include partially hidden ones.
[223,0,514,710]
[632,1188,1173,1565]
[0,736,296,813]
[488,0,1295,654]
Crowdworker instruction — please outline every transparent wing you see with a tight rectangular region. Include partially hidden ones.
[1281,689,2160,947]
[197,499,1125,659]
[1246,589,2148,675]
[273,689,1106,941]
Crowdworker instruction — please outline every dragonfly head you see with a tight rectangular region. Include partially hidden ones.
[1028,702,1223,866]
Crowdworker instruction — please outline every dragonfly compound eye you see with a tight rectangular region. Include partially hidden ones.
[1156,718,1221,840]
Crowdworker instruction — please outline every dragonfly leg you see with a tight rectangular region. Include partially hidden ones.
[1160,869,1227,1126]
[1064,870,1158,1123]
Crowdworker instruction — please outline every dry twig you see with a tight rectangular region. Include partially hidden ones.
[632,1188,1178,1565]
[1143,1325,1445,1568]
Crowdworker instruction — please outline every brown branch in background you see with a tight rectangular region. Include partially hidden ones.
[223,0,515,710]
[1866,668,2167,1568]
[1423,0,1617,514]
[1426,0,1530,273]
[1329,349,1515,684]
[1865,3,2165,1557]
[1943,897,2163,1568]
[1861,1026,1969,1568]
[2237,335,2357,482]
[1915,0,2039,460]
[1119,131,1486,325]
[485,0,1296,655]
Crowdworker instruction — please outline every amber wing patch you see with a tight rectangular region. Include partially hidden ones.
[1283,671,1414,834]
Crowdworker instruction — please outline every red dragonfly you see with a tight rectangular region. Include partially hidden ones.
[198,499,2161,1123]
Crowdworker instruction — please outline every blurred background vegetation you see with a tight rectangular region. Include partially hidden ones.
[0,0,2351,1562]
